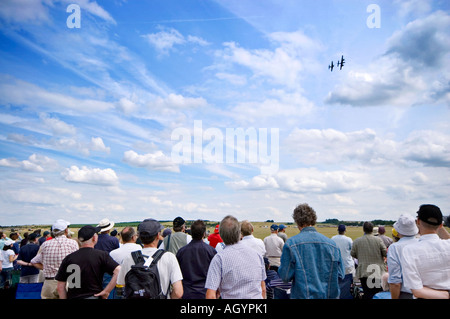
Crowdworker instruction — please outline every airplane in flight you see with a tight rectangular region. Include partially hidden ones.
[328,60,334,72]
[337,55,345,70]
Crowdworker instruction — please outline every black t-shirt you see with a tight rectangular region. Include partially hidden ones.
[55,247,119,299]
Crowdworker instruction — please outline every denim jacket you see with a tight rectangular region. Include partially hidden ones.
[278,227,345,299]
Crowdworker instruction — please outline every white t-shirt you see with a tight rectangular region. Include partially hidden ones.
[109,243,142,264]
[401,234,450,291]
[1,249,15,268]
[117,247,183,297]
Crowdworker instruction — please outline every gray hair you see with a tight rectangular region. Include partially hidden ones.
[219,215,241,245]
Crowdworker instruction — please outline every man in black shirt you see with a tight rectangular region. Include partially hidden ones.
[56,225,120,299]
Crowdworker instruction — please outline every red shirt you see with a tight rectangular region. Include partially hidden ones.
[208,233,223,248]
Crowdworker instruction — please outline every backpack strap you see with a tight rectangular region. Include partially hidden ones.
[150,249,166,267]
[165,234,171,252]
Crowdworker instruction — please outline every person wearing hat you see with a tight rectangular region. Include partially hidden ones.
[117,218,183,299]
[400,204,450,299]
[16,233,41,283]
[56,225,121,299]
[332,224,355,299]
[38,231,51,246]
[263,224,284,271]
[207,224,223,249]
[30,219,79,299]
[160,216,192,255]
[386,214,419,299]
[94,218,120,253]
[277,224,288,242]
[0,239,17,288]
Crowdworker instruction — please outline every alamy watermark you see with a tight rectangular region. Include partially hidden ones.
[171,120,279,175]
[66,4,81,29]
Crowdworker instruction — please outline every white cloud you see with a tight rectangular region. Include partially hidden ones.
[326,11,450,107]
[40,114,77,136]
[142,26,209,55]
[285,127,450,168]
[0,153,58,172]
[217,30,323,88]
[62,165,119,185]
[151,93,208,109]
[123,150,180,173]
[89,137,110,154]
[0,75,114,113]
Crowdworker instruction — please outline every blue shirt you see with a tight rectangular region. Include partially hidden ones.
[278,227,345,299]
[387,236,418,294]
[176,239,217,299]
[17,243,40,277]
[205,241,266,299]
[94,233,120,253]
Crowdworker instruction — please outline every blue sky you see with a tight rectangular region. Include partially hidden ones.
[0,0,449,226]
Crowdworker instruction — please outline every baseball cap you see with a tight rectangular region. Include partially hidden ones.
[270,224,279,231]
[338,224,346,232]
[78,225,102,242]
[417,204,443,226]
[278,224,286,230]
[138,218,164,236]
[393,214,418,236]
[173,216,185,228]
[52,219,70,231]
[214,224,220,233]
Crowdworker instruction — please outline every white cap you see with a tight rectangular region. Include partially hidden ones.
[394,214,418,236]
[3,239,15,246]
[52,219,70,231]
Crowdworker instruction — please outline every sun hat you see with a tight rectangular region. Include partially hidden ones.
[394,214,418,236]
[97,218,115,232]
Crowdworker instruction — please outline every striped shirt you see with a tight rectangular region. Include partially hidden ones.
[31,235,79,278]
[205,241,266,299]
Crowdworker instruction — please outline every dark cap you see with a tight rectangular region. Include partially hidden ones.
[78,225,102,242]
[417,204,443,226]
[338,224,346,232]
[173,216,185,228]
[138,218,164,236]
[28,233,39,241]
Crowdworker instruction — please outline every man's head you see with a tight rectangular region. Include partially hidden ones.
[393,214,418,237]
[173,216,186,232]
[338,224,346,235]
[416,204,443,233]
[219,215,241,245]
[138,218,164,245]
[78,225,102,245]
[120,227,137,244]
[52,219,71,237]
[27,232,39,243]
[97,218,115,234]
[363,221,374,234]
[270,224,279,233]
[241,220,254,237]
[190,220,206,240]
[292,203,317,228]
